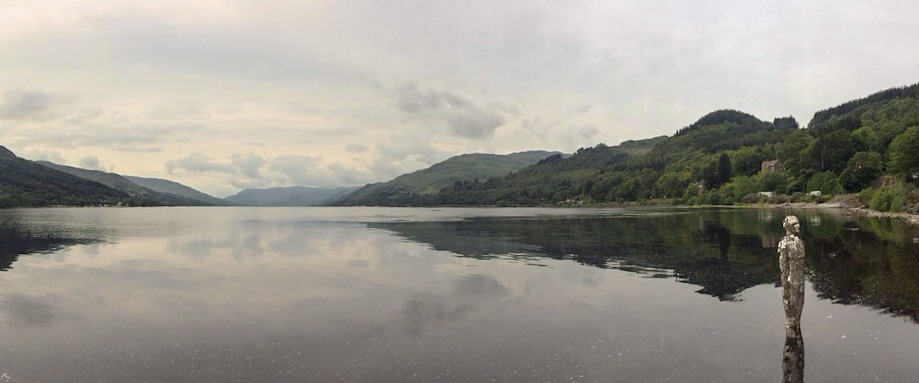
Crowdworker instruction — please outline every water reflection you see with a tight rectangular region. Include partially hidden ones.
[371,212,781,300]
[0,222,101,271]
[778,216,805,383]
[370,208,919,321]
[0,207,916,382]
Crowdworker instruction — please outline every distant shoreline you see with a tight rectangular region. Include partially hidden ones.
[5,201,918,226]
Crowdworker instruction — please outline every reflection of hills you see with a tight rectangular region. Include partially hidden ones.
[371,209,919,318]
[805,216,919,322]
[0,224,100,271]
[371,211,783,301]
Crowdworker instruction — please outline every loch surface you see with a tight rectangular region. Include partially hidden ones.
[0,207,917,382]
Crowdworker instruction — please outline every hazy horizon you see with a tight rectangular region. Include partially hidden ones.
[1,0,918,196]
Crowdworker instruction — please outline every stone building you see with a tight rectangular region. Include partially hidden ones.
[761,159,784,173]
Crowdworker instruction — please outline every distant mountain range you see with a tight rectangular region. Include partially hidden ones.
[225,186,359,206]
[0,145,563,208]
[124,175,231,206]
[334,150,561,206]
[0,148,229,207]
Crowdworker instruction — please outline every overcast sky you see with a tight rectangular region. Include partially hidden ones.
[1,0,917,197]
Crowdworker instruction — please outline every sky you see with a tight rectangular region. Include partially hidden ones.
[1,0,917,197]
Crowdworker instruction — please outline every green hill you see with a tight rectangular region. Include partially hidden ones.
[226,186,359,206]
[334,150,561,206]
[432,135,680,205]
[430,110,797,205]
[36,161,218,206]
[774,82,919,209]
[423,82,919,209]
[124,176,231,206]
[0,146,134,207]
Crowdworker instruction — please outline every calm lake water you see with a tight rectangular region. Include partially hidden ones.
[0,207,917,382]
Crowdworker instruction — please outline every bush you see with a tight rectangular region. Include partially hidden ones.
[857,188,876,206]
[700,191,719,205]
[728,176,759,201]
[758,172,789,193]
[891,194,906,212]
[787,179,806,194]
[741,193,764,204]
[870,189,894,211]
[683,182,700,201]
[864,183,916,212]
[767,195,789,204]
[889,126,919,179]
[806,171,843,195]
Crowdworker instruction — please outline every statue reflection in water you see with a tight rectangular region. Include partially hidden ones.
[778,215,805,383]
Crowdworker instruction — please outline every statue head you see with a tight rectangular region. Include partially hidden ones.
[783,215,800,235]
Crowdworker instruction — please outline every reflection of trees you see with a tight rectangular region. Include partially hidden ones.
[0,223,99,271]
[806,216,919,322]
[372,210,784,300]
[371,209,919,320]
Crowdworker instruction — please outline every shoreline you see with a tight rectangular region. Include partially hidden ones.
[838,206,919,226]
[4,202,919,226]
[682,201,919,226]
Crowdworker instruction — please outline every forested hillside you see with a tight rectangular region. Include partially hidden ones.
[431,111,792,206]
[335,150,560,206]
[779,83,919,212]
[0,146,134,207]
[353,82,919,211]
[37,161,213,206]
[0,146,231,208]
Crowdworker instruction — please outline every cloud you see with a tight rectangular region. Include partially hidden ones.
[230,153,265,179]
[0,89,71,121]
[578,125,599,139]
[1,293,70,328]
[400,274,507,336]
[166,152,235,174]
[368,131,450,179]
[443,108,505,139]
[19,149,67,164]
[79,155,109,171]
[326,163,371,185]
[164,152,370,189]
[165,152,271,190]
[345,144,367,153]
[267,154,321,181]
[268,155,332,186]
[265,155,373,187]
[396,83,507,139]
[11,121,190,153]
[397,83,469,113]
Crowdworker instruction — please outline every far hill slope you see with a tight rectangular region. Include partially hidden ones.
[433,135,672,205]
[335,150,561,206]
[0,146,132,207]
[124,176,231,206]
[226,186,359,206]
[430,110,798,206]
[36,161,212,206]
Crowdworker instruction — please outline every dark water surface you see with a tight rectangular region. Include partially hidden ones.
[0,207,917,382]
